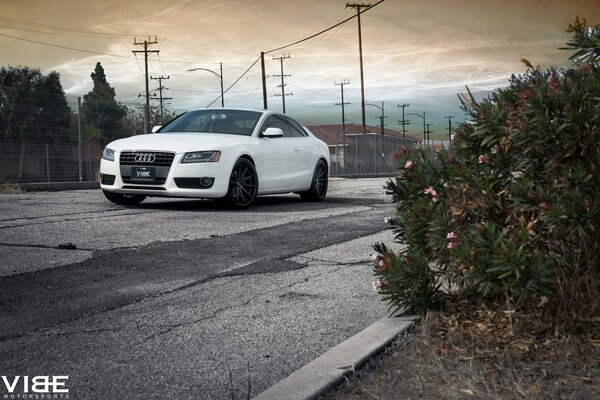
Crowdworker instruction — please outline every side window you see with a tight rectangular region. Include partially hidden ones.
[260,115,292,137]
[283,117,308,137]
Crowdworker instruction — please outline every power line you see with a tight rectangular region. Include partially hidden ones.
[0,32,131,58]
[0,15,139,37]
[205,55,262,108]
[263,0,384,54]
[260,0,384,110]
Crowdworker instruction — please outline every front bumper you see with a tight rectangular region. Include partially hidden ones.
[100,152,230,198]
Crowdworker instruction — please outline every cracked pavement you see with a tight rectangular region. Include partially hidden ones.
[0,178,398,399]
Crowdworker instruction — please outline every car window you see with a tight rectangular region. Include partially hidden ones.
[159,110,261,136]
[260,115,292,137]
[282,116,308,137]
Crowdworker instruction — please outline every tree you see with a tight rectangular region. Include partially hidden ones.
[81,62,126,140]
[0,66,71,143]
[120,103,178,137]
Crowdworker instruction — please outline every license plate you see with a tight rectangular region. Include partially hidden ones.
[131,167,155,182]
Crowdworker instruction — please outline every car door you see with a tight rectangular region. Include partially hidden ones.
[280,116,315,190]
[257,115,303,192]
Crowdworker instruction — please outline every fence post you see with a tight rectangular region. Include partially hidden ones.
[335,127,339,176]
[46,143,50,183]
[87,138,92,181]
[78,97,82,181]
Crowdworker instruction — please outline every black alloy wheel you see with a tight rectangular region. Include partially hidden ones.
[102,190,146,206]
[300,160,328,202]
[224,158,258,209]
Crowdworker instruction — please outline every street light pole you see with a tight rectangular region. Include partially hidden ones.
[188,64,224,107]
[407,112,427,147]
[366,102,387,175]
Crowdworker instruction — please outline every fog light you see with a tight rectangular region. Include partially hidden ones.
[200,177,214,187]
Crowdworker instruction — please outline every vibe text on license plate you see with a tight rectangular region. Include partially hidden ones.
[132,166,155,182]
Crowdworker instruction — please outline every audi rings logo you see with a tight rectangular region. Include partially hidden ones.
[134,153,156,163]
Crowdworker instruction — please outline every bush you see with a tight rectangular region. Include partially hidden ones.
[375,19,600,317]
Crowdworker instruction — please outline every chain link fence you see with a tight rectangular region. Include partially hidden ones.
[0,90,447,184]
[0,137,106,184]
[329,134,420,177]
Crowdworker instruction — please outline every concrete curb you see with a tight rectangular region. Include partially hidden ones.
[254,315,419,400]
[7,181,100,192]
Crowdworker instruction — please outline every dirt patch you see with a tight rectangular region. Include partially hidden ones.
[0,184,24,194]
[321,296,600,399]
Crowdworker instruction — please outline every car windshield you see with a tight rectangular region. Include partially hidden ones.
[159,110,262,136]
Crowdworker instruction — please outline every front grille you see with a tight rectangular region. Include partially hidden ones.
[120,151,175,167]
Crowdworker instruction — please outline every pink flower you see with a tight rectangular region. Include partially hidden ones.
[539,202,549,211]
[490,145,499,154]
[424,186,439,203]
[424,186,437,196]
[372,279,386,291]
[446,232,460,249]
[478,154,490,164]
[404,160,415,169]
[378,259,387,269]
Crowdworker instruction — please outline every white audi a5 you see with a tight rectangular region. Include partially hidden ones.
[99,108,330,209]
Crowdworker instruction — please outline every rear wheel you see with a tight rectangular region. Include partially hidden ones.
[300,160,328,202]
[102,190,146,206]
[223,158,258,209]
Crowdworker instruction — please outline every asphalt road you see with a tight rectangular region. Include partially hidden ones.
[0,178,396,399]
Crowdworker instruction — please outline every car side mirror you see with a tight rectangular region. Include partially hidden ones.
[261,127,284,138]
[151,125,162,133]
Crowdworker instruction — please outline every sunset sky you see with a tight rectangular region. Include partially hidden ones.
[1,0,599,139]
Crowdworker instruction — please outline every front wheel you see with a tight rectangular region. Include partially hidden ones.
[223,158,258,209]
[300,160,328,202]
[102,190,146,206]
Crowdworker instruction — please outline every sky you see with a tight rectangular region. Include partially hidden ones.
[1,0,599,140]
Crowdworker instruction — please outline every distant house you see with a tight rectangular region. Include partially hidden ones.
[306,124,421,175]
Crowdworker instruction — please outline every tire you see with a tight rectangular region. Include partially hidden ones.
[223,158,258,209]
[102,190,146,206]
[300,160,328,202]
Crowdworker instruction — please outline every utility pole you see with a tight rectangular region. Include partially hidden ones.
[273,54,292,113]
[133,36,159,132]
[347,2,371,136]
[444,115,455,145]
[150,75,172,124]
[397,103,409,139]
[335,80,350,174]
[375,101,387,136]
[426,123,433,149]
[261,52,268,109]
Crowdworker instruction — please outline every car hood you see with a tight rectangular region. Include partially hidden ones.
[107,133,252,153]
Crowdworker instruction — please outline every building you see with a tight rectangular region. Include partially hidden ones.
[307,123,420,176]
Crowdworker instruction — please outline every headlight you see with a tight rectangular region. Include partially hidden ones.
[102,147,115,162]
[181,151,221,164]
